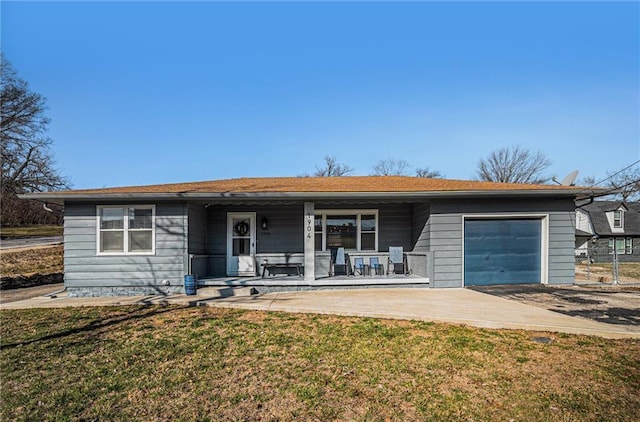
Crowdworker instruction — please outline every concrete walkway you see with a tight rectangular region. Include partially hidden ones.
[2,287,639,339]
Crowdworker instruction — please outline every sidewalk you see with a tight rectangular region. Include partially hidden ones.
[2,287,639,339]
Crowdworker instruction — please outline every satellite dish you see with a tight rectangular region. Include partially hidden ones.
[560,170,579,186]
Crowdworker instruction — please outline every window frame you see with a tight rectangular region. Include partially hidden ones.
[613,210,623,229]
[96,205,156,256]
[625,238,633,255]
[314,209,378,252]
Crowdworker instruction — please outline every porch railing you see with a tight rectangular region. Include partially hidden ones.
[188,251,431,280]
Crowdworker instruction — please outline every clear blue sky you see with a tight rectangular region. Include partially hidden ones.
[2,1,638,189]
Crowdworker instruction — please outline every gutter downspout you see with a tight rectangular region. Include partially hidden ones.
[576,196,595,209]
[42,201,65,297]
[45,286,67,298]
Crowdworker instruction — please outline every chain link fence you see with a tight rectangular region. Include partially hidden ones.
[575,244,640,284]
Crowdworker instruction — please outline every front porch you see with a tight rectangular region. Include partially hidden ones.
[196,273,430,293]
[186,200,433,284]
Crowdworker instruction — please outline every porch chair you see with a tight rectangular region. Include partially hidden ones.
[330,247,348,276]
[353,257,366,276]
[369,256,384,275]
[387,246,408,275]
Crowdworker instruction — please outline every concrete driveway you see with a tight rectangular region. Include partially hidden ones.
[0,283,64,304]
[470,284,640,326]
[2,287,639,339]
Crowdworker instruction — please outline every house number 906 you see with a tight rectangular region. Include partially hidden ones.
[306,213,312,239]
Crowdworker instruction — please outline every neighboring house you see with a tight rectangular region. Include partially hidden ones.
[21,176,592,296]
[575,200,640,263]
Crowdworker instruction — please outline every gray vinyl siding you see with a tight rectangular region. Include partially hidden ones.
[188,203,208,254]
[547,210,577,285]
[429,213,463,288]
[257,205,304,253]
[411,203,430,252]
[376,204,413,251]
[428,198,576,288]
[64,202,187,288]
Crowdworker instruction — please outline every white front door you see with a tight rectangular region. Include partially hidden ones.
[227,213,256,276]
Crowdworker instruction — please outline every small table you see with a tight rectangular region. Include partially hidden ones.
[355,264,370,276]
[371,264,384,275]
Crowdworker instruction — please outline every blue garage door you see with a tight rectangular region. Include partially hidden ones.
[464,219,541,286]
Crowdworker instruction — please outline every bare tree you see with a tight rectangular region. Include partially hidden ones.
[371,159,410,176]
[475,146,552,184]
[415,167,443,178]
[606,166,640,201]
[1,55,69,225]
[313,155,353,177]
[578,175,598,187]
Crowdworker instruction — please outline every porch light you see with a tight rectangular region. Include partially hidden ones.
[261,217,268,230]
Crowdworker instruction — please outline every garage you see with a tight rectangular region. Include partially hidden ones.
[464,218,542,286]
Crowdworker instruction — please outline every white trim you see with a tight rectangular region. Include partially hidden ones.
[314,214,325,251]
[96,205,156,256]
[607,209,625,233]
[461,213,549,286]
[226,212,256,276]
[613,210,623,229]
[314,209,379,252]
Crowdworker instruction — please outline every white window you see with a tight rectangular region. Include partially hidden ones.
[608,238,626,255]
[314,210,378,251]
[613,210,623,228]
[314,216,323,251]
[626,238,633,255]
[97,205,155,255]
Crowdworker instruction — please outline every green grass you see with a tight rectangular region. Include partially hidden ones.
[0,225,62,238]
[1,306,639,421]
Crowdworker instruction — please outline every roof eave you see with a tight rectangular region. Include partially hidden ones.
[19,189,590,204]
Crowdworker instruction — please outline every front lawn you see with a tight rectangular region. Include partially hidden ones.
[0,245,63,278]
[1,306,638,421]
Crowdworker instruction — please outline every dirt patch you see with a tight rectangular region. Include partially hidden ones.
[0,273,63,290]
[576,263,640,283]
[471,284,640,326]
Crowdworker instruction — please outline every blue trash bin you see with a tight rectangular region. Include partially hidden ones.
[184,274,197,295]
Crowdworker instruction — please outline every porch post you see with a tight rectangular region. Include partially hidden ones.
[304,202,315,281]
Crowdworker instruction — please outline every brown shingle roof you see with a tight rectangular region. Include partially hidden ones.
[56,176,585,195]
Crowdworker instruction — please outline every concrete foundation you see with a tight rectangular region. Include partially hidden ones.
[68,286,185,297]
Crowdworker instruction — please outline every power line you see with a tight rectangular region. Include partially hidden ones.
[577,159,640,194]
[583,177,640,199]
